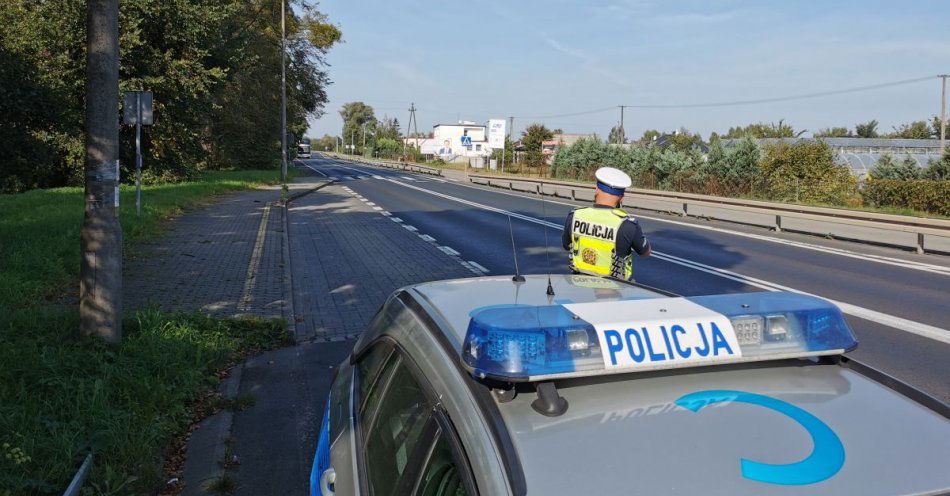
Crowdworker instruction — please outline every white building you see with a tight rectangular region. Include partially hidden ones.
[404,121,491,161]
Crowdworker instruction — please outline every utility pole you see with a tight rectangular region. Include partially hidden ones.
[351,130,355,154]
[507,116,514,170]
[940,74,948,157]
[80,0,122,342]
[618,105,628,144]
[404,103,418,160]
[279,0,288,187]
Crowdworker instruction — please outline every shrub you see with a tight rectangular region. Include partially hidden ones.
[924,151,950,181]
[871,153,924,180]
[551,137,608,179]
[862,179,950,216]
[759,141,856,204]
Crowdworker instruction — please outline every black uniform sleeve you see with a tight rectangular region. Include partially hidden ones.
[615,218,649,257]
[562,211,574,250]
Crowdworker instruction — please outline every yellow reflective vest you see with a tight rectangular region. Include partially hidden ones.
[568,207,633,280]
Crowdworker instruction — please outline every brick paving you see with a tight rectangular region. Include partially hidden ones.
[123,187,288,320]
[287,170,471,341]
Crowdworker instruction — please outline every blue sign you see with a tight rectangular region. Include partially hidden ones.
[460,135,472,149]
[675,390,845,486]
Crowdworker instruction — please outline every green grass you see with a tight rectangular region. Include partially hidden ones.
[0,170,283,312]
[0,170,292,494]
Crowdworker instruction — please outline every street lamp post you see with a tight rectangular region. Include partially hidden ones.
[279,0,287,188]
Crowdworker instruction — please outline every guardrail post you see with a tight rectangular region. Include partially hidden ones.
[917,233,925,254]
[775,215,782,232]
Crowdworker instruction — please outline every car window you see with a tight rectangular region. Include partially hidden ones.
[364,359,433,496]
[357,341,393,403]
[414,430,471,496]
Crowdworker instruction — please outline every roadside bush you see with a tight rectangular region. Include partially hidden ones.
[862,179,950,216]
[551,137,607,179]
[924,151,950,181]
[871,153,924,180]
[759,141,856,204]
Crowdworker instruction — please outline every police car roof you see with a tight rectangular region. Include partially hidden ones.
[408,275,950,495]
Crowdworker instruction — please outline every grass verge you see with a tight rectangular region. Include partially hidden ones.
[0,169,285,311]
[0,169,292,494]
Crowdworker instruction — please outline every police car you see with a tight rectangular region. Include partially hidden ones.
[309,275,950,496]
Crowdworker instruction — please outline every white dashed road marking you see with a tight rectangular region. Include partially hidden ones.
[438,246,460,256]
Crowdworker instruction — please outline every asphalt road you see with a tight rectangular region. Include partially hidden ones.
[297,155,950,402]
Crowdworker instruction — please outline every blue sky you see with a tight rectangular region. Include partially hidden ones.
[306,0,950,140]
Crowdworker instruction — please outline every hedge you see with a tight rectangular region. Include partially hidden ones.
[861,179,950,216]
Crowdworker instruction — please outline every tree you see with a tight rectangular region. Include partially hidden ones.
[815,127,852,138]
[664,128,704,153]
[871,153,924,180]
[639,129,661,144]
[339,102,376,153]
[608,125,625,144]
[0,0,340,190]
[520,123,553,167]
[314,134,338,151]
[723,119,803,139]
[931,116,949,140]
[759,141,855,204]
[887,121,932,139]
[374,116,401,141]
[855,120,879,138]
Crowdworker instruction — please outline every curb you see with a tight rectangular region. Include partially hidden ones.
[180,363,243,496]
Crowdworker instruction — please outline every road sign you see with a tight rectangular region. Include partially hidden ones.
[123,91,153,126]
[488,119,506,149]
[461,135,472,148]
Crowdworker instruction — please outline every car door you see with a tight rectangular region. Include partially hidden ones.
[355,340,478,495]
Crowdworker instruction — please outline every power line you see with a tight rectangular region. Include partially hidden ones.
[619,75,937,109]
[341,75,941,133]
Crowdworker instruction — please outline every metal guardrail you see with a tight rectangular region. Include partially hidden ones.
[321,152,443,177]
[468,174,950,254]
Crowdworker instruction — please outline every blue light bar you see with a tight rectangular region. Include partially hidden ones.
[462,292,857,382]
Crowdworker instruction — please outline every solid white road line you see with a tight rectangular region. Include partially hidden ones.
[366,173,949,343]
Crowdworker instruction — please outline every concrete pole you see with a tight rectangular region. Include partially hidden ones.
[280,0,288,186]
[940,75,947,157]
[80,0,122,343]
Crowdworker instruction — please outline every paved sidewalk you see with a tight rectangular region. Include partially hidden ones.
[175,167,474,496]
[124,187,288,320]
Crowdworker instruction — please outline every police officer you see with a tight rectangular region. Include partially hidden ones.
[562,167,651,280]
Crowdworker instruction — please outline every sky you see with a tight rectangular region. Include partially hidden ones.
[306,0,950,141]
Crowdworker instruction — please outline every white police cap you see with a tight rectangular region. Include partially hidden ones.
[594,167,632,195]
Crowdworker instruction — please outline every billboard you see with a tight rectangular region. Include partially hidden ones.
[488,119,506,149]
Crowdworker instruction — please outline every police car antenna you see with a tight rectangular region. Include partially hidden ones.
[507,215,525,282]
[538,181,555,296]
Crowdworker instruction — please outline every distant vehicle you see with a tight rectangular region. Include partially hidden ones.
[310,275,950,496]
[298,143,312,159]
